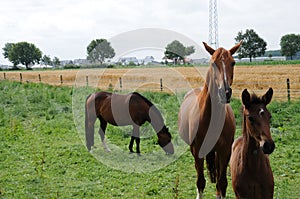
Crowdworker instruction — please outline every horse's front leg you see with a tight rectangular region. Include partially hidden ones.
[191,145,206,199]
[215,148,231,199]
[129,125,141,154]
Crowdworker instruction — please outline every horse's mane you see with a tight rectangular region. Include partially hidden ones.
[131,92,154,107]
[211,47,226,61]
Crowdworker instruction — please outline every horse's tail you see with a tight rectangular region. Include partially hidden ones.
[206,150,216,183]
[85,94,94,151]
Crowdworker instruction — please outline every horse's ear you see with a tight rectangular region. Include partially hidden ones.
[230,41,243,55]
[262,88,273,105]
[242,89,251,108]
[203,42,215,55]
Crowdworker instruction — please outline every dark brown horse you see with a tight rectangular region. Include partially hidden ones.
[178,41,242,198]
[230,88,275,199]
[85,91,174,154]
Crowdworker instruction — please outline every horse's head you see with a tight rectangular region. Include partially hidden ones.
[203,41,242,103]
[157,126,174,155]
[242,88,275,154]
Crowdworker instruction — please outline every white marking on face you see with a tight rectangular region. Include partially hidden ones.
[259,108,264,117]
[222,61,227,84]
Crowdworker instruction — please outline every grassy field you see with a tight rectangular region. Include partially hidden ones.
[1,64,300,101]
[0,80,299,198]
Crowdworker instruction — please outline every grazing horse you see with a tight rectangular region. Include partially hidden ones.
[230,88,275,199]
[178,41,242,199]
[85,91,174,154]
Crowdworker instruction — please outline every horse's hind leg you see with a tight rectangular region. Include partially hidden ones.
[98,117,110,152]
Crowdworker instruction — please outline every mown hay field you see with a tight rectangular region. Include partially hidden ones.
[1,65,300,101]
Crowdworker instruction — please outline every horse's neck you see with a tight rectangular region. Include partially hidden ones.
[148,105,165,133]
[199,69,224,117]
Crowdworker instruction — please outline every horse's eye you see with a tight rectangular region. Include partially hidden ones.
[248,116,255,123]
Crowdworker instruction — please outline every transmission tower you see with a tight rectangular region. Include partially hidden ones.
[209,0,219,49]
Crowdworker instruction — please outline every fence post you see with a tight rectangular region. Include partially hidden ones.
[287,78,290,103]
[38,74,41,82]
[20,73,22,82]
[160,78,163,92]
[86,76,89,87]
[60,75,63,85]
[119,77,122,91]
[4,72,6,80]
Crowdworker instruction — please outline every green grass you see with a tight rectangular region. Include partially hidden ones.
[0,80,299,198]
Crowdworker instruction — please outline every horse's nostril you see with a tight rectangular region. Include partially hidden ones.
[262,140,275,154]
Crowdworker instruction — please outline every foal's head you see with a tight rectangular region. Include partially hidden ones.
[157,126,174,155]
[203,41,242,103]
[242,88,275,154]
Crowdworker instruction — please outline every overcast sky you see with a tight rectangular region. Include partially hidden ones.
[0,0,299,64]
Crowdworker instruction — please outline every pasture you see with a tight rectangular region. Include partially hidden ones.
[1,65,300,101]
[0,65,300,198]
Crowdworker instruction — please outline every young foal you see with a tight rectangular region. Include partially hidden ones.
[178,41,242,199]
[230,88,275,199]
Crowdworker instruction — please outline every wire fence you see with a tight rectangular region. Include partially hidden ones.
[1,71,300,102]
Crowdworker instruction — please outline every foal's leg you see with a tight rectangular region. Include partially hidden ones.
[191,146,206,199]
[98,118,110,152]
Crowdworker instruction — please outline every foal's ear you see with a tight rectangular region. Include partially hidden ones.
[262,88,273,105]
[203,42,215,55]
[230,41,243,55]
[242,89,251,108]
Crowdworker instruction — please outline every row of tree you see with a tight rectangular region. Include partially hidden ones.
[2,42,61,70]
[2,29,300,70]
[235,30,300,61]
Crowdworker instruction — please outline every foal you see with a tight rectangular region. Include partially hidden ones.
[230,88,275,199]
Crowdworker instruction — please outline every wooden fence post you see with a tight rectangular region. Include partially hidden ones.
[160,78,163,92]
[119,77,122,90]
[287,78,290,103]
[60,75,63,85]
[4,73,6,80]
[86,76,89,87]
[38,74,41,82]
[20,73,22,82]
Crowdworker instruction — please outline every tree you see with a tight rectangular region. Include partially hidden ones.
[86,39,115,64]
[3,42,42,70]
[280,34,300,60]
[52,57,61,68]
[235,29,267,62]
[164,40,195,64]
[41,55,52,66]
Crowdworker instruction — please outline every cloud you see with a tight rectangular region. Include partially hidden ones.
[0,0,299,64]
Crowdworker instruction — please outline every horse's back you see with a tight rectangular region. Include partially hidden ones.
[91,92,151,126]
[178,88,202,145]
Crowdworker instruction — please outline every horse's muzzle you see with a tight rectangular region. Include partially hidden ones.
[163,142,174,155]
[262,140,275,154]
[219,87,232,104]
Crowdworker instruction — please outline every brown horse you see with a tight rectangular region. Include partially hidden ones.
[178,41,242,199]
[230,88,275,199]
[85,91,174,154]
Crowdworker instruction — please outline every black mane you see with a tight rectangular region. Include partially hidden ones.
[131,92,153,107]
